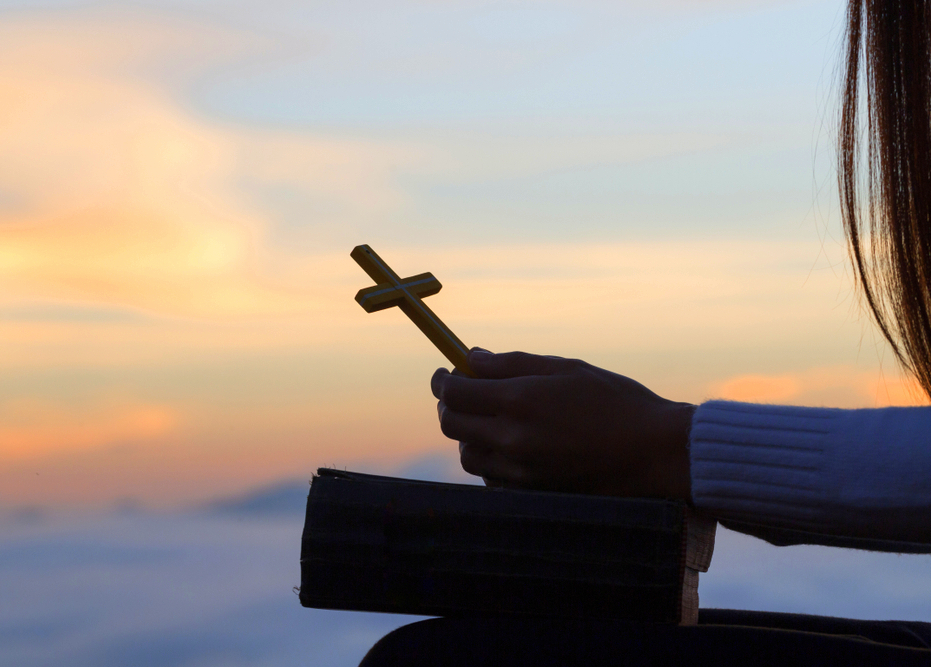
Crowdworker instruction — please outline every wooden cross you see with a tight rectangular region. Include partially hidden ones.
[352,244,475,377]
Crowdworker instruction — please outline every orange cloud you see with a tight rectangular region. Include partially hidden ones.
[713,373,800,403]
[709,365,927,408]
[0,14,421,320]
[0,397,176,461]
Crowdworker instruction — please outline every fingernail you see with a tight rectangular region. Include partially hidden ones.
[469,348,492,364]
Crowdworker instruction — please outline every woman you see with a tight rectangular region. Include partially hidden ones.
[361,1,931,664]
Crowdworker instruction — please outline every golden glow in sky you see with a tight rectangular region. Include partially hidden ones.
[0,2,921,510]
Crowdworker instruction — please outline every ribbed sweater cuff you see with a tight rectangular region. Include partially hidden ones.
[689,400,839,533]
[690,400,931,548]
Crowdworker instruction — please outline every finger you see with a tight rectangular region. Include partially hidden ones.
[435,372,514,415]
[459,442,528,485]
[468,349,576,380]
[437,401,504,445]
[431,367,475,400]
[431,367,450,400]
[430,357,490,399]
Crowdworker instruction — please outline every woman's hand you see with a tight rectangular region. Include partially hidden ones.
[431,349,694,500]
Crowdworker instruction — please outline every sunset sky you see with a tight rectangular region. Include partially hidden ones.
[0,0,922,510]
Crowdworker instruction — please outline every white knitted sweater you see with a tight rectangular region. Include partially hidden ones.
[690,401,931,552]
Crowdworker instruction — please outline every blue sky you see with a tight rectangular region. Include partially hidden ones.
[182,0,844,246]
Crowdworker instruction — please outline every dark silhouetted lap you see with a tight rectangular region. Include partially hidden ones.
[359,611,931,666]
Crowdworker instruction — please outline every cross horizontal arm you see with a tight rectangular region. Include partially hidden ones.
[355,273,442,313]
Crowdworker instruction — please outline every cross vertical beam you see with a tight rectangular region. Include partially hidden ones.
[352,245,475,377]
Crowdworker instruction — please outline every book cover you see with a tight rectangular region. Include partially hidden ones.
[300,469,714,624]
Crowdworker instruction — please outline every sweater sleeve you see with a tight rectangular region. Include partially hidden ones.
[689,400,931,552]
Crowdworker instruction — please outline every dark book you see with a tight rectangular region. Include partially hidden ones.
[299,469,715,624]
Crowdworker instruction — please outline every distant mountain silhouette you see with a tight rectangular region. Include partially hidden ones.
[392,452,481,485]
[199,452,479,519]
[203,480,310,518]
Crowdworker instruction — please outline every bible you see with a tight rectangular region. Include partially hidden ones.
[299,469,715,625]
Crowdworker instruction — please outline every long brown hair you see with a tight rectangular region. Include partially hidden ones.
[840,0,931,399]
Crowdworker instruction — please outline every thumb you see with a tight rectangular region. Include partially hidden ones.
[468,349,571,379]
